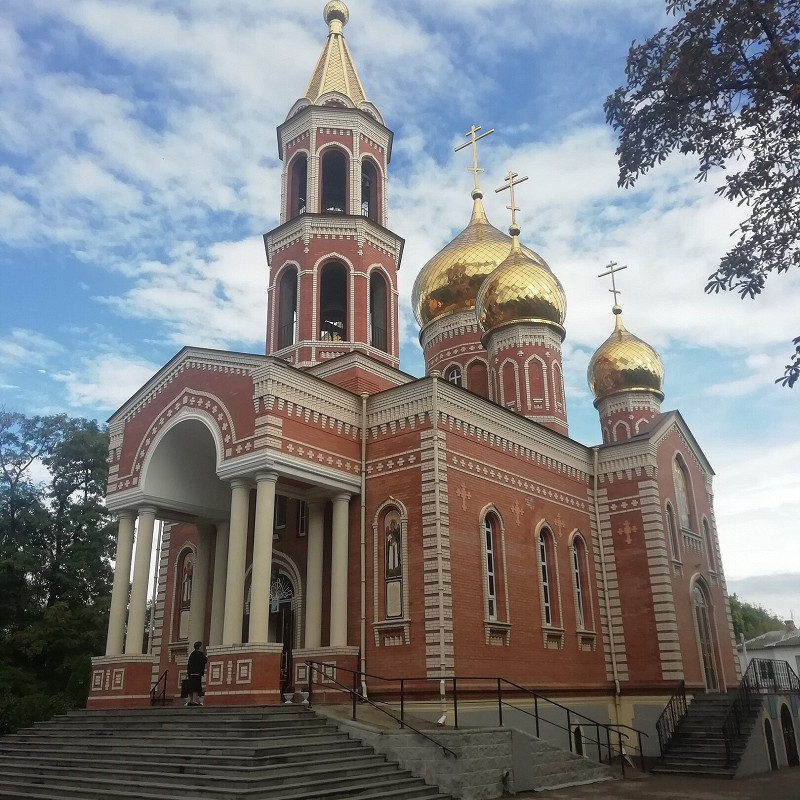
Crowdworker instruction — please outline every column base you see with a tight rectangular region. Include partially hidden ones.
[87,654,159,709]
[204,643,284,706]
[294,646,360,704]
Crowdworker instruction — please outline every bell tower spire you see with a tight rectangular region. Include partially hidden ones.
[263,3,404,370]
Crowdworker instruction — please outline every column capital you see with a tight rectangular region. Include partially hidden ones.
[137,505,158,517]
[333,492,352,503]
[255,471,279,485]
[307,498,327,511]
[116,509,137,521]
[229,477,254,490]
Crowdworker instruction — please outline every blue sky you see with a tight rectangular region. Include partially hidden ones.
[2,0,798,621]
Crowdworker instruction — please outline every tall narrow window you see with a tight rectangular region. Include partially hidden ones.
[321,149,347,212]
[274,495,287,537]
[572,538,585,628]
[539,531,552,625]
[319,262,348,341]
[289,154,307,217]
[703,519,716,571]
[666,504,680,560]
[277,267,298,349]
[485,517,497,619]
[369,271,388,352]
[361,159,378,221]
[297,500,308,537]
[673,457,693,530]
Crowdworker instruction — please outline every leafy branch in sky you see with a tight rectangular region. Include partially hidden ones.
[605,0,800,386]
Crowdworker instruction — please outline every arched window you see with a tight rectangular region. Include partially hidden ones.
[538,528,558,627]
[289,154,307,218]
[467,360,489,398]
[501,361,518,410]
[692,581,718,691]
[277,267,298,349]
[369,270,388,352]
[673,456,693,530]
[319,261,348,341]
[361,159,379,221]
[445,365,462,386]
[174,549,195,642]
[527,356,546,409]
[383,508,403,619]
[552,362,564,412]
[665,503,680,561]
[484,515,498,619]
[571,535,588,629]
[321,148,347,212]
[613,420,630,442]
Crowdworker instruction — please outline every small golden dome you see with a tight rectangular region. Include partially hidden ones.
[412,193,547,327]
[587,306,664,402]
[475,236,566,339]
[324,1,349,27]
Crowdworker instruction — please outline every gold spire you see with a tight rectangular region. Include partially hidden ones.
[455,124,495,198]
[495,171,529,237]
[305,2,367,106]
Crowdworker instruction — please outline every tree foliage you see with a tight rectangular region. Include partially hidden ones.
[605,0,800,385]
[0,412,113,733]
[728,593,785,640]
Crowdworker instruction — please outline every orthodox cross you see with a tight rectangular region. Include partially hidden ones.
[598,260,628,306]
[618,520,637,545]
[554,513,565,539]
[510,499,524,525]
[495,171,529,229]
[456,483,472,511]
[455,124,495,193]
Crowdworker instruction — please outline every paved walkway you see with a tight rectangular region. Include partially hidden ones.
[514,767,800,799]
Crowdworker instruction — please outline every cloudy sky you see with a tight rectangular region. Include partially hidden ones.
[2,0,797,622]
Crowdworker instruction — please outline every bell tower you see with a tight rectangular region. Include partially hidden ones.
[264,2,404,369]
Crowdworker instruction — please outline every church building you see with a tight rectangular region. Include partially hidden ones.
[89,1,739,735]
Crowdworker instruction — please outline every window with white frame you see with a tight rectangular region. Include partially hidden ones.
[484,516,497,619]
[539,531,552,626]
[572,538,585,629]
[673,457,693,530]
[445,365,463,386]
[665,503,680,561]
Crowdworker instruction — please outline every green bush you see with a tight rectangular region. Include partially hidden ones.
[0,692,76,736]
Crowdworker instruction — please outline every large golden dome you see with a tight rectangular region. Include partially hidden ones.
[412,193,546,327]
[475,233,566,339]
[588,306,664,402]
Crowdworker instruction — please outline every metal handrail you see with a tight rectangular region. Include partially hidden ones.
[655,680,687,756]
[150,669,168,706]
[304,660,458,760]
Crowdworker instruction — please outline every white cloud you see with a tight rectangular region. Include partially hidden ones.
[0,329,62,367]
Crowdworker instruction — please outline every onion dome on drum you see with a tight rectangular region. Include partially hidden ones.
[412,191,546,327]
[587,305,664,403]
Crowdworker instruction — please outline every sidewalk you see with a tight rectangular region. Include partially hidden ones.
[514,766,800,799]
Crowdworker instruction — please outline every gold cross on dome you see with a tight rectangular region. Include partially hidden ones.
[455,124,495,193]
[495,171,529,229]
[598,260,628,306]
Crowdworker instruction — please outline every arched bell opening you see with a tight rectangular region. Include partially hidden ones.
[289,154,307,218]
[361,158,379,222]
[319,262,348,341]
[321,148,347,213]
[277,266,298,349]
[369,270,388,352]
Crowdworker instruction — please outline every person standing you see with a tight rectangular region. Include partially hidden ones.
[186,641,207,707]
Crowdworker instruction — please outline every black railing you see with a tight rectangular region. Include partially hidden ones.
[722,658,800,765]
[305,664,647,776]
[304,660,458,760]
[150,669,168,706]
[655,680,687,756]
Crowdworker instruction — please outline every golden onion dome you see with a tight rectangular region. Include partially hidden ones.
[587,306,664,402]
[475,230,566,339]
[412,192,547,327]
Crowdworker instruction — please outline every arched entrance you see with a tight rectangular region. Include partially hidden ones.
[781,704,799,767]
[269,572,296,694]
[692,582,718,691]
[765,718,778,770]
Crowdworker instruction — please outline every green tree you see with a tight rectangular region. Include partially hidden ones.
[604,0,800,386]
[0,412,113,733]
[729,593,785,640]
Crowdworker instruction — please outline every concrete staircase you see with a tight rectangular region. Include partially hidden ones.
[0,705,455,799]
[652,691,762,778]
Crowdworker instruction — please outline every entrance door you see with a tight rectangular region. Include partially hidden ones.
[268,573,295,694]
[693,585,718,691]
[781,704,800,767]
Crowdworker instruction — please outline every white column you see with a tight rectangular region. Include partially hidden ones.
[249,473,278,644]
[189,524,213,645]
[329,493,351,647]
[208,521,229,647]
[106,511,136,656]
[304,500,326,648]
[125,506,157,655]
[222,480,252,646]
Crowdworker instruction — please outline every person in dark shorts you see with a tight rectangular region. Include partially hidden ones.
[186,641,207,706]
